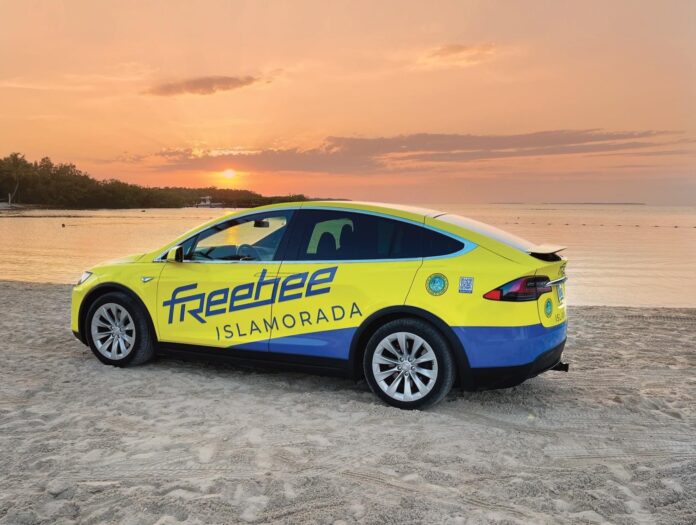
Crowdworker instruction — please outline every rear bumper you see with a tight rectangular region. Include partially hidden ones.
[469,339,566,390]
[454,322,567,368]
[453,321,568,391]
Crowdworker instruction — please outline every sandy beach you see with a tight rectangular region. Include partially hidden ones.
[0,280,694,524]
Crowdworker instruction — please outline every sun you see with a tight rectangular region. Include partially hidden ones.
[216,168,248,187]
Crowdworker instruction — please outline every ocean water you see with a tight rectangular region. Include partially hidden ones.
[0,204,694,307]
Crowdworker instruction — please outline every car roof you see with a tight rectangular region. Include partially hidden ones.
[302,200,446,218]
[221,200,446,223]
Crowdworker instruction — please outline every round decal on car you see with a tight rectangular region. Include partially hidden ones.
[544,298,553,317]
[426,273,448,296]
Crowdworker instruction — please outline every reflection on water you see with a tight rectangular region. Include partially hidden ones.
[1,204,695,307]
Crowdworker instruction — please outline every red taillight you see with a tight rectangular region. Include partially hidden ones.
[483,289,502,300]
[483,276,551,302]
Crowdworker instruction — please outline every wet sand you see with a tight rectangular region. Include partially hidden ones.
[0,281,694,524]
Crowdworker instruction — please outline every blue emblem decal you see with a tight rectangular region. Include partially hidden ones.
[459,277,474,294]
[544,298,553,318]
[426,273,448,296]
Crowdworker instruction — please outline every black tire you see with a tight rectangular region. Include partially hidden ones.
[363,318,455,410]
[85,291,155,367]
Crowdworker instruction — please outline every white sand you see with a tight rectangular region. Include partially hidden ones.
[0,281,694,524]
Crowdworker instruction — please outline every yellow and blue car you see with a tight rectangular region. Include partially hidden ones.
[72,201,568,409]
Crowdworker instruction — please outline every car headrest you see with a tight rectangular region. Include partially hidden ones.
[315,232,337,259]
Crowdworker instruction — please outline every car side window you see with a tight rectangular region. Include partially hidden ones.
[422,229,464,257]
[286,210,423,261]
[187,211,293,262]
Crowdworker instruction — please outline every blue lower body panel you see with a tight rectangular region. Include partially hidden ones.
[453,322,567,368]
[268,328,356,359]
[245,322,566,367]
[222,322,566,390]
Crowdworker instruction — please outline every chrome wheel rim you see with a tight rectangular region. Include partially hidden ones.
[90,303,136,360]
[372,332,438,402]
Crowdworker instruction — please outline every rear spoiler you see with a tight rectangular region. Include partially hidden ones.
[528,244,566,262]
[528,244,566,255]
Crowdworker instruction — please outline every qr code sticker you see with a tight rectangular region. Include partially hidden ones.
[459,277,474,294]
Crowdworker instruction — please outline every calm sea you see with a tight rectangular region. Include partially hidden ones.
[1,204,694,307]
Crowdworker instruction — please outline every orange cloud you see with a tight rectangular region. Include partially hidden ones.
[144,75,261,96]
[112,129,686,176]
[418,43,498,69]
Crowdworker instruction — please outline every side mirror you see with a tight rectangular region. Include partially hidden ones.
[166,245,184,263]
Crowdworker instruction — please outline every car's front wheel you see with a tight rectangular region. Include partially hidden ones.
[363,318,455,409]
[86,291,154,366]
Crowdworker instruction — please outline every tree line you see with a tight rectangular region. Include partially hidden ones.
[0,153,310,209]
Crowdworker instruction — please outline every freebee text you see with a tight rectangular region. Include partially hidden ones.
[163,266,338,324]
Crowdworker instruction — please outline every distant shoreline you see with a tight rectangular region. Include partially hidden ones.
[2,201,680,214]
[0,153,316,209]
[491,202,647,205]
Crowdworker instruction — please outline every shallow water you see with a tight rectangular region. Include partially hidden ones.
[1,204,694,307]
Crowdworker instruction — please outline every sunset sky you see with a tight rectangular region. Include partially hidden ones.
[1,0,694,204]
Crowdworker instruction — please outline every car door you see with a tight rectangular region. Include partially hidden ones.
[268,209,424,359]
[156,209,294,349]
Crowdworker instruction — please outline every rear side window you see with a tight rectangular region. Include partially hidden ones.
[286,210,423,261]
[422,229,464,257]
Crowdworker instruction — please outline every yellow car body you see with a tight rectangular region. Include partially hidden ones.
[72,201,568,407]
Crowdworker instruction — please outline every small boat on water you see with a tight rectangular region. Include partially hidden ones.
[1,186,22,209]
[0,198,23,210]
[194,196,223,208]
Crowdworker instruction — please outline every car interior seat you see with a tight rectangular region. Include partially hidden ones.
[315,231,338,259]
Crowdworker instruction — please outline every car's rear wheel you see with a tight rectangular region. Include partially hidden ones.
[363,318,455,409]
[86,291,154,366]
